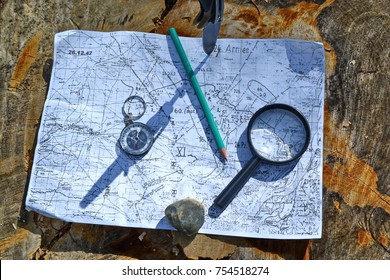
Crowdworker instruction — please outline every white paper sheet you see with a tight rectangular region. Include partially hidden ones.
[26,30,324,239]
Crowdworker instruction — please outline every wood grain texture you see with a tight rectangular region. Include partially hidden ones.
[1,0,389,259]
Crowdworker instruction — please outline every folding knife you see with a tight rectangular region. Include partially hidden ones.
[193,0,224,54]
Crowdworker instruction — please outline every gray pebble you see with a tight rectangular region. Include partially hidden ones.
[165,198,205,236]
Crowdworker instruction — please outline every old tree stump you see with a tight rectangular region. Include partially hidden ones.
[1,0,389,259]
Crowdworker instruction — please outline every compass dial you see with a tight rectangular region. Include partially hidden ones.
[119,122,154,155]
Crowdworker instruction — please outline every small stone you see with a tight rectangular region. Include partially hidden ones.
[165,198,205,236]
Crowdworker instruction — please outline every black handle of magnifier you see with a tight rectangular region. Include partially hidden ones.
[214,156,261,210]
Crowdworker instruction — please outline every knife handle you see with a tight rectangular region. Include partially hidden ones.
[193,0,216,29]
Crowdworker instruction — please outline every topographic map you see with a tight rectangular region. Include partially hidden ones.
[26,30,325,239]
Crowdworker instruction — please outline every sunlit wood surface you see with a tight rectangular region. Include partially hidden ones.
[1,0,389,259]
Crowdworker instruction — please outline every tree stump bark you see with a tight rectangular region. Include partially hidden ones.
[1,0,389,259]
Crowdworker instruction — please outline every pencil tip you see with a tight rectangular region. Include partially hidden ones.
[220,148,228,160]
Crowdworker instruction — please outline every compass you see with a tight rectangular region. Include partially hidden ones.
[119,122,154,155]
[119,96,154,156]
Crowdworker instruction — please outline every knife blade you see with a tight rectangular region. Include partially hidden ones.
[194,0,224,55]
[202,21,221,54]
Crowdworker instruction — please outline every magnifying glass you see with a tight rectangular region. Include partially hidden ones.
[214,103,311,210]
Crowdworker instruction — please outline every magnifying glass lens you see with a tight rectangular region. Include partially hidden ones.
[214,104,310,210]
[250,108,309,162]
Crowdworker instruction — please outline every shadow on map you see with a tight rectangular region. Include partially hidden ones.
[81,37,227,209]
[79,90,183,209]
[285,39,324,75]
[208,128,299,218]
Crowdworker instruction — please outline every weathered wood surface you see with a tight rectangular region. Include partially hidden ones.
[0,0,389,259]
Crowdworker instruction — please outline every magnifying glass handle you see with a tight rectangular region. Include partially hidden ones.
[214,156,261,210]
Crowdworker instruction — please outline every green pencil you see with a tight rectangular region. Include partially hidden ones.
[169,27,227,160]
